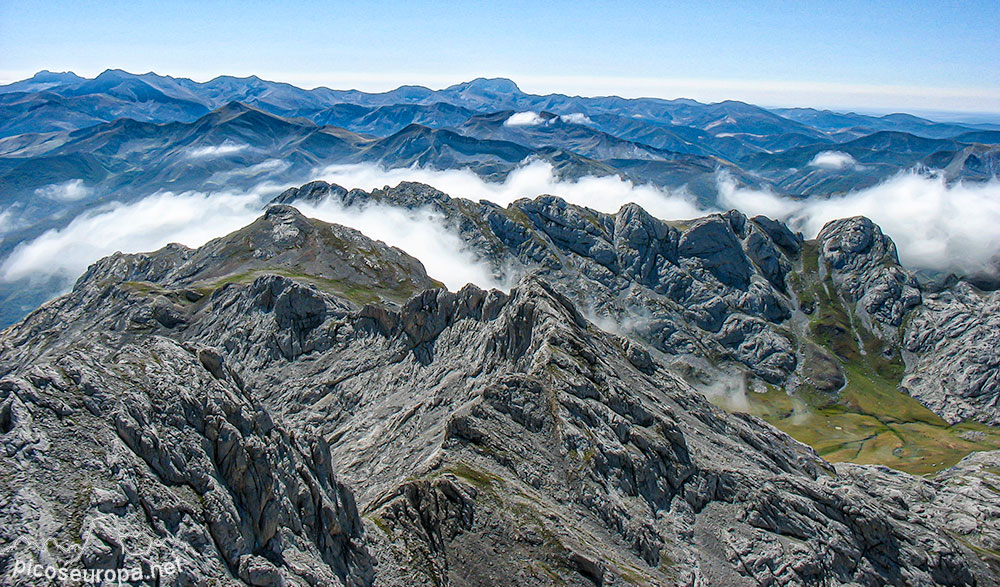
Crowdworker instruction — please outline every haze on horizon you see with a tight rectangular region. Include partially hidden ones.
[1,0,998,118]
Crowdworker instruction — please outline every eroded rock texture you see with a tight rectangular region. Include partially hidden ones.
[2,202,998,585]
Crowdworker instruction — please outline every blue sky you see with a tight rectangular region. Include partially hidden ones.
[1,0,998,114]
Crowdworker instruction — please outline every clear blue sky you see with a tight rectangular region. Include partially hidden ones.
[2,0,998,114]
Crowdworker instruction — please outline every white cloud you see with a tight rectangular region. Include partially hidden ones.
[185,141,249,158]
[0,209,10,243]
[313,160,706,221]
[0,189,270,286]
[34,179,92,202]
[720,171,1000,274]
[716,173,798,219]
[559,113,592,125]
[504,111,546,127]
[6,159,999,307]
[0,159,704,296]
[208,159,290,182]
[809,151,861,170]
[700,371,751,413]
[291,201,507,292]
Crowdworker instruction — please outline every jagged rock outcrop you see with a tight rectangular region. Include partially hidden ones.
[2,205,999,585]
[0,337,374,586]
[817,216,921,332]
[903,283,1000,425]
[273,181,1000,431]
[275,181,803,384]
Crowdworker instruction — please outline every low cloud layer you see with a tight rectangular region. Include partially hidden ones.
[0,180,510,294]
[208,159,290,183]
[560,113,593,125]
[34,179,92,202]
[313,160,706,220]
[1,189,270,286]
[3,160,999,304]
[315,162,1000,276]
[0,209,10,237]
[291,200,507,291]
[809,151,862,170]
[0,160,703,295]
[504,111,546,127]
[185,141,249,158]
[719,171,1000,273]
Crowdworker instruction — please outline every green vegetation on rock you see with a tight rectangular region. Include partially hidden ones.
[721,240,1000,475]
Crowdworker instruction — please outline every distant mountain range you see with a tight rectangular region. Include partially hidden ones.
[1,69,999,326]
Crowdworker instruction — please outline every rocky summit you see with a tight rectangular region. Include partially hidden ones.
[2,186,1000,585]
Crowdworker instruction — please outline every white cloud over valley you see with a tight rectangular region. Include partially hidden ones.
[1,189,269,285]
[185,141,249,158]
[719,171,1000,273]
[560,113,593,125]
[312,161,706,220]
[3,160,1000,305]
[808,151,862,170]
[504,111,546,127]
[34,179,92,202]
[292,200,508,292]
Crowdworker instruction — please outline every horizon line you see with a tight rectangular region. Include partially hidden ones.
[3,67,1000,121]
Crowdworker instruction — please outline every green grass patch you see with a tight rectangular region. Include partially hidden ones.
[721,250,1000,476]
[442,463,503,490]
[800,240,820,273]
[121,281,165,295]
[367,513,393,537]
[737,370,1000,475]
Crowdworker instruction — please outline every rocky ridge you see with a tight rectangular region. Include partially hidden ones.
[274,181,999,429]
[1,203,999,585]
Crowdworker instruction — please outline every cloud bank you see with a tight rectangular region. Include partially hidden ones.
[1,189,270,285]
[719,171,1000,273]
[208,159,290,183]
[504,111,546,127]
[4,160,1000,304]
[560,113,593,125]
[291,200,507,291]
[312,160,705,220]
[809,151,862,170]
[34,179,92,202]
[0,209,10,238]
[185,141,249,158]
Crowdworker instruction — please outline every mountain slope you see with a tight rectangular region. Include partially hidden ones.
[773,107,1000,138]
[2,204,999,585]
[275,181,1000,473]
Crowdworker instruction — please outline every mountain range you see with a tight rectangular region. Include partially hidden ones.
[2,70,999,328]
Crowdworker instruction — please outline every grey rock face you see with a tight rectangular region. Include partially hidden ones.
[0,337,374,586]
[273,182,1000,430]
[903,283,1000,425]
[2,207,999,585]
[809,214,1000,427]
[818,216,921,330]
